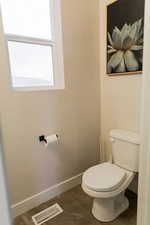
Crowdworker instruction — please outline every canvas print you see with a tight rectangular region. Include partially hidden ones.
[107,0,145,75]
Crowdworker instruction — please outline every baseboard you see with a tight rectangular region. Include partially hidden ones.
[11,173,82,218]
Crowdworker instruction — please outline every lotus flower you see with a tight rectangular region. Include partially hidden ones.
[107,19,143,73]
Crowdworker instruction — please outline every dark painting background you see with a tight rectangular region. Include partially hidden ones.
[107,0,145,34]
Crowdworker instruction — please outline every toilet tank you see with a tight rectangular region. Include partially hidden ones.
[110,129,140,172]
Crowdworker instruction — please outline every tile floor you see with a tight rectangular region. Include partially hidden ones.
[14,185,137,225]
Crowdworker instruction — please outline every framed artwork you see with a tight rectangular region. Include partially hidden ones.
[107,0,145,76]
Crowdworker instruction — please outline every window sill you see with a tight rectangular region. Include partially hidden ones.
[12,85,65,92]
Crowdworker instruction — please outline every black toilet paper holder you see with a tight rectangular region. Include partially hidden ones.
[39,135,47,144]
[39,134,59,144]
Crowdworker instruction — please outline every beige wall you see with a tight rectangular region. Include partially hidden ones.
[0,0,100,204]
[99,0,142,161]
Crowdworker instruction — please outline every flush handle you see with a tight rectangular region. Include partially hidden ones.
[110,137,115,142]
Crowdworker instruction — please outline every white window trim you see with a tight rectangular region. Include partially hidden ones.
[6,35,54,46]
[49,0,65,90]
[4,0,65,91]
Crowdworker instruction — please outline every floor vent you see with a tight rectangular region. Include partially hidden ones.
[32,203,63,225]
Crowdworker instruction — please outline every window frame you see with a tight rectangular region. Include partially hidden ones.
[3,0,65,91]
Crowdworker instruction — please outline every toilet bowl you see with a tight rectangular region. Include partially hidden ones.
[82,162,135,222]
[82,129,140,222]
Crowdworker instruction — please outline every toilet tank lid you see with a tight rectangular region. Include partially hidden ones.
[110,129,140,145]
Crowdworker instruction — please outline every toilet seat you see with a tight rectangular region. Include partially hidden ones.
[83,162,126,192]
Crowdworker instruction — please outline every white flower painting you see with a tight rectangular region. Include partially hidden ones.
[107,0,144,75]
[107,19,143,74]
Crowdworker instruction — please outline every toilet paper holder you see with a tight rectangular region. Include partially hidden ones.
[39,134,59,144]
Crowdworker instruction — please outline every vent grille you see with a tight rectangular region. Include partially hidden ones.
[32,203,63,225]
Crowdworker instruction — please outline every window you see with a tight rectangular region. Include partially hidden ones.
[0,0,64,90]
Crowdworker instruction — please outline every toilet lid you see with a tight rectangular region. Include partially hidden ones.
[83,162,126,192]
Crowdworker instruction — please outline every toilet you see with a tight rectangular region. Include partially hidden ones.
[82,129,140,222]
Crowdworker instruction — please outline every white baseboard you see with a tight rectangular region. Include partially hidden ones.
[11,173,82,218]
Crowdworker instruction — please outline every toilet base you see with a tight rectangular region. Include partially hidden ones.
[92,192,129,222]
